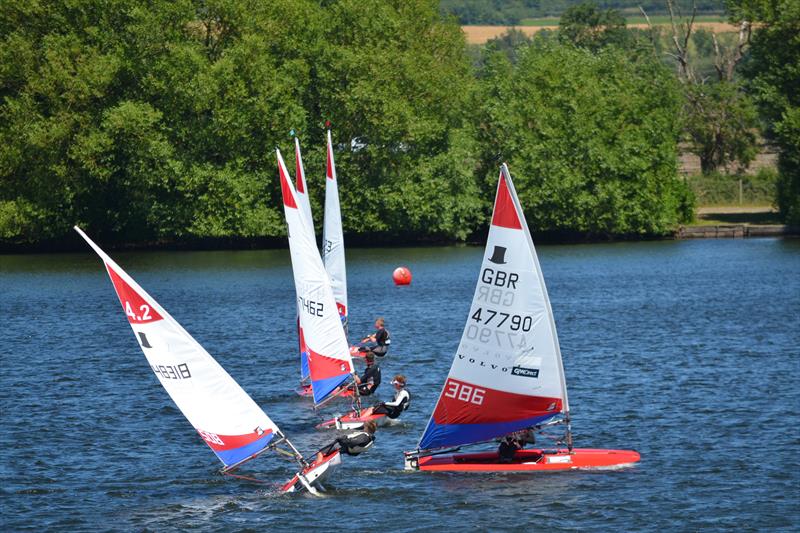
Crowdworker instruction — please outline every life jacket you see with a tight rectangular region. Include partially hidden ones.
[399,389,410,411]
[386,389,410,419]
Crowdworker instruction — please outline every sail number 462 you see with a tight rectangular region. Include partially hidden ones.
[444,380,485,405]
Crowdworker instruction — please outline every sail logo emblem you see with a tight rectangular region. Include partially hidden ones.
[511,366,539,378]
[488,245,508,265]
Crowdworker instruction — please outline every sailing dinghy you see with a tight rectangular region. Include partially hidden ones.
[74,227,338,493]
[403,164,640,472]
[276,149,360,413]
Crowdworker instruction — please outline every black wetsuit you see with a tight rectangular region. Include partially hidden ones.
[372,388,410,419]
[372,327,390,356]
[318,431,375,456]
[361,327,390,356]
[498,438,521,462]
[357,364,381,396]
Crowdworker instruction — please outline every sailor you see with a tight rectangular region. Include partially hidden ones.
[361,375,410,419]
[358,317,391,357]
[498,435,522,463]
[353,352,381,396]
[315,420,377,463]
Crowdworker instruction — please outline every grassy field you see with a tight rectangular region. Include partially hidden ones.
[462,19,737,43]
[693,208,782,226]
[519,15,726,26]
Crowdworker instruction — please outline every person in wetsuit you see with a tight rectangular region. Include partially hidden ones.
[498,435,522,463]
[353,353,381,396]
[315,420,377,463]
[358,317,391,357]
[360,375,410,419]
[498,429,538,463]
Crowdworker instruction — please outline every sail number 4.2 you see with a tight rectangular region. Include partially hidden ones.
[125,301,153,322]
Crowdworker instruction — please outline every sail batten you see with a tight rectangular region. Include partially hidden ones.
[323,129,348,328]
[417,165,568,451]
[75,226,280,468]
[277,150,354,405]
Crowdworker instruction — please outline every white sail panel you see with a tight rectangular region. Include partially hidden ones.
[75,227,280,468]
[322,129,348,326]
[294,137,315,237]
[418,164,568,451]
[293,137,313,382]
[277,150,354,405]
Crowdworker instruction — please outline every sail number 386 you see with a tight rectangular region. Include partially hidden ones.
[444,380,485,405]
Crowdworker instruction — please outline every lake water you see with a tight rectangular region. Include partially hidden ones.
[2,238,799,531]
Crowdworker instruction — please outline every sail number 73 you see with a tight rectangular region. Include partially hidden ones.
[444,380,485,405]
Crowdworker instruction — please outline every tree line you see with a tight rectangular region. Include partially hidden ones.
[1,0,796,247]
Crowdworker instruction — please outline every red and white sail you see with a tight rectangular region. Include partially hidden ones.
[294,137,314,382]
[277,149,354,405]
[417,164,569,451]
[75,227,280,469]
[322,129,348,327]
[294,137,314,236]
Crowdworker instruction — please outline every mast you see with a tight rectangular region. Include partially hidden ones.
[500,163,572,451]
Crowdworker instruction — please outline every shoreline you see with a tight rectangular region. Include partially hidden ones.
[2,225,796,254]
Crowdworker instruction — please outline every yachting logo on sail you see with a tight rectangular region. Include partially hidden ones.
[511,355,542,379]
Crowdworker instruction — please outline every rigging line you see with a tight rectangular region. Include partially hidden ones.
[221,471,268,484]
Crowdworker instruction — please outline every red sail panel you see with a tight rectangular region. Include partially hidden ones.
[432,378,562,425]
[491,173,522,229]
[295,143,305,193]
[279,158,297,208]
[105,264,163,324]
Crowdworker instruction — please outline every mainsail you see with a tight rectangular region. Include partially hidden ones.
[75,227,281,469]
[294,137,313,382]
[417,164,569,451]
[277,149,355,405]
[322,129,348,329]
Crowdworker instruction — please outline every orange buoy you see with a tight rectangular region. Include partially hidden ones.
[393,266,412,286]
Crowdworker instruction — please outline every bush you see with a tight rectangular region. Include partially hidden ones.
[475,43,692,235]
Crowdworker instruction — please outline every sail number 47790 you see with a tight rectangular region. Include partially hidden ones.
[444,380,485,405]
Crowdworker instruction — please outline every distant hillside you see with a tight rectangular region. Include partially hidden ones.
[441,0,725,25]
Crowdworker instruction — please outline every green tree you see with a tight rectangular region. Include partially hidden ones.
[558,1,631,50]
[0,0,321,243]
[476,44,692,235]
[683,81,759,174]
[309,0,483,240]
[728,0,800,224]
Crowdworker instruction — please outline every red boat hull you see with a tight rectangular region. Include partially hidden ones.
[295,383,354,399]
[413,448,640,472]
